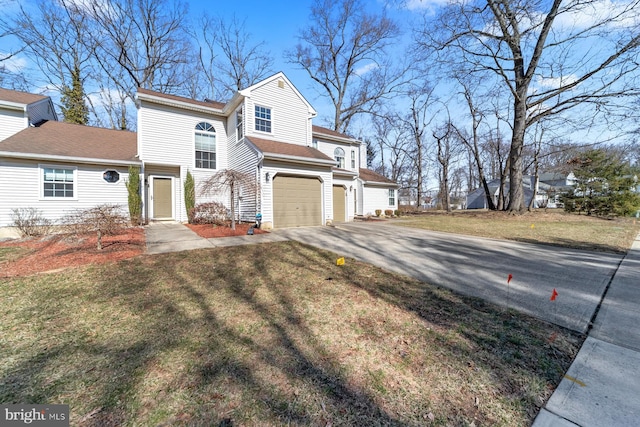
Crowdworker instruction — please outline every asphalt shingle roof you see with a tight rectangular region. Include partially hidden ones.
[359,168,397,184]
[247,136,334,162]
[0,120,138,162]
[0,87,49,105]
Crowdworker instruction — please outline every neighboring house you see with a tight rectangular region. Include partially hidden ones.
[465,173,576,209]
[0,73,398,230]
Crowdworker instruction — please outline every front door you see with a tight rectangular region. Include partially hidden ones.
[152,177,172,219]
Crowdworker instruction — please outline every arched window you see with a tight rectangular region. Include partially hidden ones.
[195,122,216,169]
[334,147,345,169]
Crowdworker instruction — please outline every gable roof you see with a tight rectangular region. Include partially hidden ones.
[136,87,226,113]
[313,125,348,138]
[359,168,397,186]
[0,87,49,106]
[0,120,138,164]
[246,136,334,166]
[242,72,317,117]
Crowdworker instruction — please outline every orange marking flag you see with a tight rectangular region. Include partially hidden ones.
[550,288,559,301]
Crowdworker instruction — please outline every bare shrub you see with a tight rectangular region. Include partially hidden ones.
[384,209,393,217]
[62,204,129,250]
[190,202,228,225]
[10,208,53,237]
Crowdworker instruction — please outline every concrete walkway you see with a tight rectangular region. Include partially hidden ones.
[533,235,640,427]
[145,221,288,254]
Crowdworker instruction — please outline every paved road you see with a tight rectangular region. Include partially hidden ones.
[276,222,623,333]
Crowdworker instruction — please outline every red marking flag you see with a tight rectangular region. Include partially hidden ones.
[550,288,559,301]
[507,274,513,284]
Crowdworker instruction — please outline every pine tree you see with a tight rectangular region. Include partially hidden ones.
[60,65,89,125]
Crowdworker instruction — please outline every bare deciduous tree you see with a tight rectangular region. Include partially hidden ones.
[286,0,405,133]
[198,170,257,230]
[193,15,274,101]
[420,0,640,212]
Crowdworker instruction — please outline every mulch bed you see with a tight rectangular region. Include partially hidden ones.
[186,222,267,238]
[0,228,145,278]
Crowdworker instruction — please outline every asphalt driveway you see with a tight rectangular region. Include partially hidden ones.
[276,221,623,333]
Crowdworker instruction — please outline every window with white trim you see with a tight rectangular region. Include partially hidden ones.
[388,189,396,206]
[195,122,216,169]
[43,167,75,198]
[351,150,356,169]
[236,107,243,140]
[334,147,345,169]
[254,105,271,133]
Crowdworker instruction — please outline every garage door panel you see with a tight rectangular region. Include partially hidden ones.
[333,185,345,223]
[273,176,322,228]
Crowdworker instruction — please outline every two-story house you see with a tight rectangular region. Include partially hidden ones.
[0,73,397,231]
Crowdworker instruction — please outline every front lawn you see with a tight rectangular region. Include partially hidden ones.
[1,241,582,426]
[396,210,640,253]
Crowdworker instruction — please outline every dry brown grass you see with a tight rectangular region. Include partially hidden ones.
[1,242,582,426]
[396,210,640,253]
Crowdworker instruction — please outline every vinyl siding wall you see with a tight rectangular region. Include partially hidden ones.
[246,79,310,146]
[362,185,397,216]
[0,108,27,141]
[139,101,230,222]
[315,138,359,172]
[0,158,131,227]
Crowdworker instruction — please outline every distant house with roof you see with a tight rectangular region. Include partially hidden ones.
[0,73,398,231]
[465,173,576,209]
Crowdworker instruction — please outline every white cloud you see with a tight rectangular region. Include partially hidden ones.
[0,54,27,73]
[404,0,450,12]
[354,62,379,76]
[535,74,579,90]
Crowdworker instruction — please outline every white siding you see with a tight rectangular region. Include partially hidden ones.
[246,78,310,145]
[138,101,228,170]
[261,160,332,227]
[315,137,359,172]
[0,159,131,227]
[362,185,397,216]
[0,108,27,141]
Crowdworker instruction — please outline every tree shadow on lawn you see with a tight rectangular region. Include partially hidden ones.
[0,245,405,426]
[0,241,583,426]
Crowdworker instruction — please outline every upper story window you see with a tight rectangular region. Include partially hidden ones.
[351,150,356,169]
[334,147,345,169]
[389,189,396,206]
[236,107,243,140]
[42,166,75,198]
[312,139,318,149]
[255,105,271,133]
[195,122,216,169]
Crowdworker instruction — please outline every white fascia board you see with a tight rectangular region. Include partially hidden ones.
[263,152,336,167]
[313,131,359,145]
[0,101,27,112]
[136,92,226,117]
[0,151,141,166]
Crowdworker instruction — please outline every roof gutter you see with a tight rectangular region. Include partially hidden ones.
[263,152,336,167]
[136,92,226,116]
[0,101,27,112]
[0,151,141,166]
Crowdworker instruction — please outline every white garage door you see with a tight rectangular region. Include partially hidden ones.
[273,175,322,228]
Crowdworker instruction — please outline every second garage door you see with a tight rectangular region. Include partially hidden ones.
[273,175,322,228]
[332,185,346,222]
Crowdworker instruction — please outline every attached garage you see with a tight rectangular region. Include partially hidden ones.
[273,175,322,227]
[332,185,346,222]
